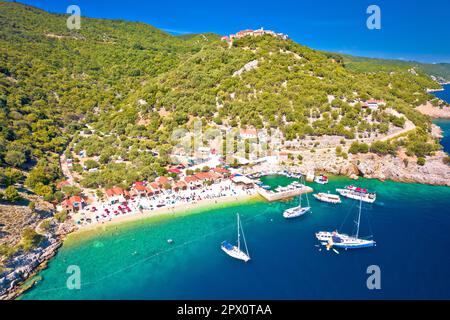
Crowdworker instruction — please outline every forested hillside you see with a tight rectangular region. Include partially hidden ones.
[341,54,450,83]
[0,1,444,197]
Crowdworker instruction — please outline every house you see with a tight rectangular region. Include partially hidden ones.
[56,180,71,190]
[194,172,213,182]
[132,182,153,197]
[222,28,289,45]
[362,100,385,111]
[168,168,182,175]
[240,128,258,140]
[231,175,254,189]
[155,176,172,189]
[148,182,162,194]
[61,196,85,213]
[212,167,230,176]
[172,181,188,192]
[105,187,129,204]
[184,175,201,189]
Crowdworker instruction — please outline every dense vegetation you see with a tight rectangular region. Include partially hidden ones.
[0,2,445,195]
[341,54,450,83]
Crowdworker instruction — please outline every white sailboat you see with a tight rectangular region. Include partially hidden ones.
[283,180,311,219]
[316,199,376,250]
[221,213,251,262]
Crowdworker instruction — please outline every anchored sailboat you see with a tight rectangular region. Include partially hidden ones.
[221,213,251,262]
[316,199,376,250]
[283,179,311,219]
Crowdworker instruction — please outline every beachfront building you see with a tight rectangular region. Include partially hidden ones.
[155,176,173,190]
[106,187,129,204]
[172,181,188,192]
[149,182,162,194]
[231,175,255,189]
[184,175,202,189]
[61,196,85,213]
[132,182,154,198]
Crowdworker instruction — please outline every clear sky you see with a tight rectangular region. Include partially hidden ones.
[10,0,450,63]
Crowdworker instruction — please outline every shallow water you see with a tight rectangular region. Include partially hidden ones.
[23,176,450,300]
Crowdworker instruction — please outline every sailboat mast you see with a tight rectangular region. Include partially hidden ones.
[356,199,362,238]
[237,213,241,250]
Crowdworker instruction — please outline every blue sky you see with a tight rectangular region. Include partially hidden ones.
[11,0,450,63]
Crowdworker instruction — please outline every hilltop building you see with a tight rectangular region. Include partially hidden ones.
[221,27,289,45]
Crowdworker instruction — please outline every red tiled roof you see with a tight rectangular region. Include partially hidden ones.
[173,181,187,189]
[184,176,199,184]
[156,176,171,185]
[106,187,126,197]
[134,184,147,191]
[195,172,213,180]
[168,168,181,174]
[62,196,83,207]
[208,172,221,180]
[56,180,71,189]
[149,182,160,190]
[213,167,229,174]
[240,128,257,136]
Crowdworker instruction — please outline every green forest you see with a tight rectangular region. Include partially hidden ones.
[0,2,446,199]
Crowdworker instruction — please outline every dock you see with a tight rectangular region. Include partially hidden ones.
[257,185,314,202]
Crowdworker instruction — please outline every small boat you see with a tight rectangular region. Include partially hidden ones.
[167,239,174,244]
[261,185,271,190]
[336,186,376,203]
[314,175,329,185]
[316,199,376,250]
[313,193,341,204]
[283,178,311,219]
[221,213,251,262]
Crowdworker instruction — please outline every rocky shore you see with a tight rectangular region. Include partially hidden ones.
[0,221,75,300]
[251,147,450,187]
[416,102,450,119]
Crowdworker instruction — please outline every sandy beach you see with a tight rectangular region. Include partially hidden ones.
[72,193,263,236]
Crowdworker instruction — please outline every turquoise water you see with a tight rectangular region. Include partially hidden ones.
[23,90,450,300]
[23,176,450,300]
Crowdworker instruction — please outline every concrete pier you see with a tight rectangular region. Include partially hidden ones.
[257,185,314,202]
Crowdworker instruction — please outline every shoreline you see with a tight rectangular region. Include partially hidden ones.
[416,102,450,119]
[69,193,263,240]
[6,173,450,300]
[3,193,262,300]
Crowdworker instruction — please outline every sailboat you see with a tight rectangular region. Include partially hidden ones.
[316,199,376,250]
[221,213,251,262]
[283,180,311,219]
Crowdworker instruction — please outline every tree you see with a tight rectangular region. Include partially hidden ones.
[28,201,36,212]
[84,159,100,170]
[5,150,26,168]
[21,228,43,251]
[417,157,426,166]
[4,186,22,202]
[54,210,68,223]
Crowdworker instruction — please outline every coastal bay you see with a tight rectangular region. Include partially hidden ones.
[22,176,450,300]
